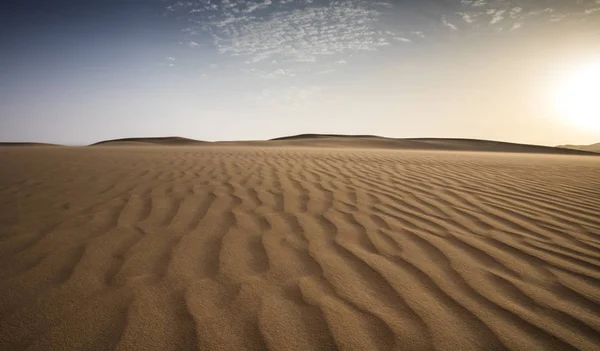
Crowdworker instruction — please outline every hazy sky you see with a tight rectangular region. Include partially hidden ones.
[1,0,599,145]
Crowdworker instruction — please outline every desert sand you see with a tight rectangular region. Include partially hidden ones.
[1,140,600,350]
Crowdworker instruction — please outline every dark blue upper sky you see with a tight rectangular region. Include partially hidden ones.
[1,0,599,145]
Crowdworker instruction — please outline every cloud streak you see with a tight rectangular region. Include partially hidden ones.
[172,0,390,64]
[168,1,600,60]
[452,0,600,31]
[164,0,600,83]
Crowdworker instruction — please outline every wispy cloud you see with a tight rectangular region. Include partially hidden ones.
[453,0,600,31]
[487,9,505,25]
[442,16,458,31]
[586,8,600,15]
[457,12,476,24]
[317,69,335,75]
[168,0,395,66]
[261,68,297,79]
[393,37,412,43]
[164,0,600,78]
[213,2,386,63]
[168,0,600,50]
[240,67,296,79]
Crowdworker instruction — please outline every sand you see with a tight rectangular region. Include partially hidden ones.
[1,144,600,350]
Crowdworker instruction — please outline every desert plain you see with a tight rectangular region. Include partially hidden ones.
[1,137,600,350]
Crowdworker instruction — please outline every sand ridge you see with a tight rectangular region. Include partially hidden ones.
[87,135,600,155]
[558,143,600,154]
[1,146,600,350]
[91,137,207,146]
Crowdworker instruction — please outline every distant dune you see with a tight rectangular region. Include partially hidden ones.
[269,134,598,155]
[91,136,207,146]
[89,134,598,155]
[271,133,381,140]
[557,142,600,154]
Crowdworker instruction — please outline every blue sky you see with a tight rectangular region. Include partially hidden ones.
[1,0,599,145]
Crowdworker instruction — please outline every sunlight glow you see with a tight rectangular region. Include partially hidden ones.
[553,60,600,130]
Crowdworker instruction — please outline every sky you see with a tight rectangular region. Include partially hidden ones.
[1,0,599,146]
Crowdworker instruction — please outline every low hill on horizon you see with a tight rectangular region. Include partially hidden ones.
[557,142,600,154]
[266,134,598,155]
[91,136,207,146]
[4,135,598,155]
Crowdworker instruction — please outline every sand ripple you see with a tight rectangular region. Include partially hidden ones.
[1,147,599,350]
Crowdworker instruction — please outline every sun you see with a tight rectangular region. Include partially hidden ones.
[552,60,600,130]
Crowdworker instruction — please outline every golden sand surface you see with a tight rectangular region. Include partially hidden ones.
[1,145,599,350]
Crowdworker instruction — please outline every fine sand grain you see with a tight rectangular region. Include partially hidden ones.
[1,145,600,350]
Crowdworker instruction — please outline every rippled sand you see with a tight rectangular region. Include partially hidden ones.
[1,146,599,350]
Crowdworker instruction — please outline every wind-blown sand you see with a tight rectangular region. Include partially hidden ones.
[1,144,600,350]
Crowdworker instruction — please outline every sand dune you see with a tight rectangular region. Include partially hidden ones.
[89,135,599,155]
[1,145,600,350]
[268,135,598,155]
[91,137,207,146]
[558,143,600,154]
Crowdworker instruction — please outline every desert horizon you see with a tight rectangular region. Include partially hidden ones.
[1,134,599,155]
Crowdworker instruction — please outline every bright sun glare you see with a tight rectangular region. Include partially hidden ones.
[553,60,600,130]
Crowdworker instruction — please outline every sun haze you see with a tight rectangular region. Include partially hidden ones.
[551,58,600,131]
